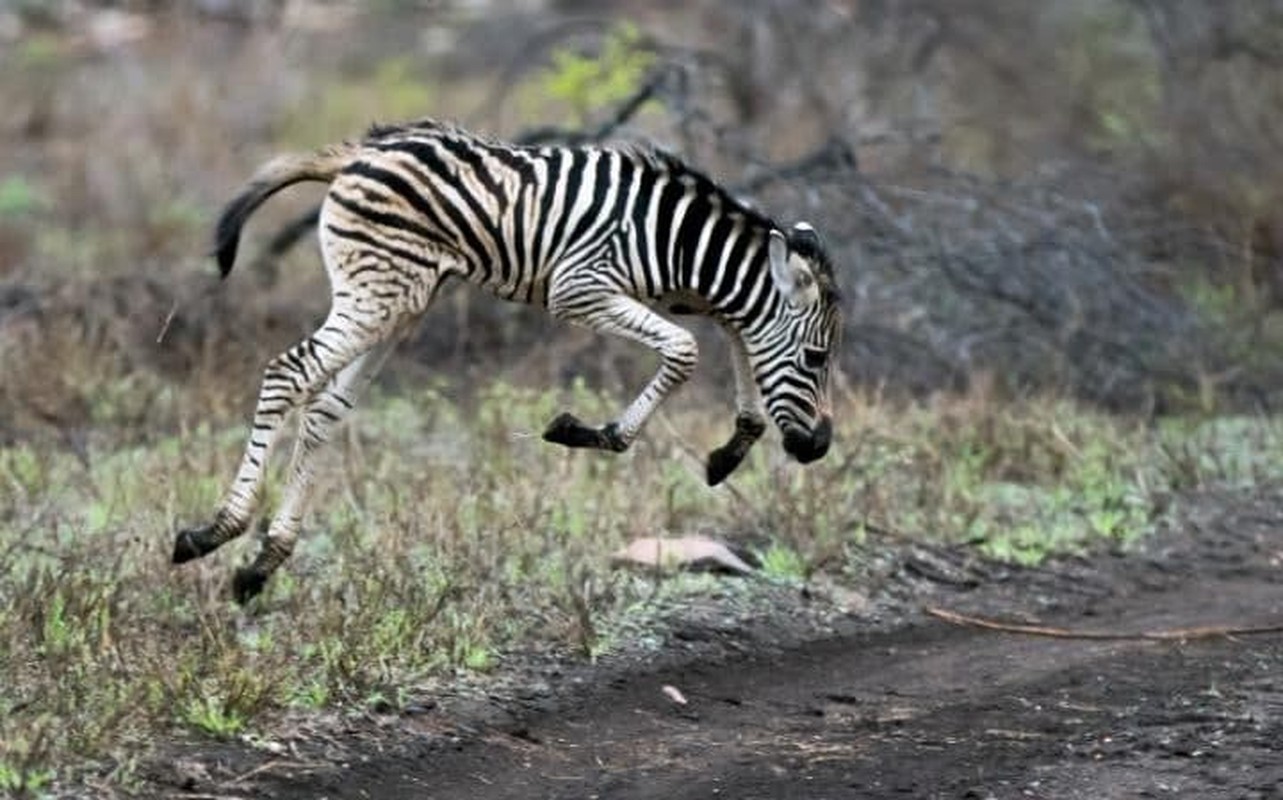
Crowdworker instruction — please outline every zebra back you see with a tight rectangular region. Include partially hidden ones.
[328,120,786,319]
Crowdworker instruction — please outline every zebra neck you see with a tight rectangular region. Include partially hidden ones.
[668,217,778,329]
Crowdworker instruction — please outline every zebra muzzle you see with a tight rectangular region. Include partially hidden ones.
[782,416,832,464]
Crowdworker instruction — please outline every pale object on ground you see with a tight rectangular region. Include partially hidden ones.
[661,684,688,705]
[612,536,757,576]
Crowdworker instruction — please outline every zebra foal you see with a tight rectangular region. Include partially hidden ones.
[173,120,841,603]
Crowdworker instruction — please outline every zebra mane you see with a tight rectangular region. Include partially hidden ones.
[629,145,779,231]
[640,147,840,300]
[364,117,460,141]
[631,148,840,294]
[635,147,844,300]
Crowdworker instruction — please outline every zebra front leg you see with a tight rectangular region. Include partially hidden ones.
[542,412,630,451]
[543,291,697,453]
[705,327,767,486]
[707,413,767,486]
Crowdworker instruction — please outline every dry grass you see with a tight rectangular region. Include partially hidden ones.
[3,377,1281,793]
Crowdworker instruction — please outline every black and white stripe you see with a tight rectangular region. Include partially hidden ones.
[174,120,841,602]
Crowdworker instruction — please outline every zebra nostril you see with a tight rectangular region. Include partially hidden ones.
[781,416,831,464]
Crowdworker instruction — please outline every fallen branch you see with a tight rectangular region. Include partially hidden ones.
[925,606,1283,641]
[221,759,320,788]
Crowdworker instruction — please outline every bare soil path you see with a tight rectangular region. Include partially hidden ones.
[153,490,1283,799]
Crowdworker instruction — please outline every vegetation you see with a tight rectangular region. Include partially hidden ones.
[2,383,1280,790]
[537,22,655,125]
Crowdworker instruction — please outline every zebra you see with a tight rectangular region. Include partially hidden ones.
[172,119,842,603]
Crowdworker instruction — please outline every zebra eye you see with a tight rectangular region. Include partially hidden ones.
[802,347,828,371]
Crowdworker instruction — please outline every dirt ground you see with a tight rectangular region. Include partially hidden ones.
[147,489,1283,800]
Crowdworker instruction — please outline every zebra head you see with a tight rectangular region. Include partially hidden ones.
[758,222,841,464]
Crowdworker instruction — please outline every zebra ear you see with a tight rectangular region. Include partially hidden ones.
[769,229,816,306]
[789,221,820,252]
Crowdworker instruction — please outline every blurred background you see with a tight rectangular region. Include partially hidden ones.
[3,0,1283,444]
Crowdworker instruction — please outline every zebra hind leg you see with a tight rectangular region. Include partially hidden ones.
[172,302,393,578]
[230,337,401,603]
[172,510,244,564]
[171,329,354,566]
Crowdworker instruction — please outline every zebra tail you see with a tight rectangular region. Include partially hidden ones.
[212,143,358,278]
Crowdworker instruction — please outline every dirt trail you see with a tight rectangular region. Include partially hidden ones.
[159,491,1283,800]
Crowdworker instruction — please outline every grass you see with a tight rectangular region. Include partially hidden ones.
[2,378,1281,794]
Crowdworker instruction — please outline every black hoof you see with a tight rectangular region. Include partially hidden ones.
[706,445,745,486]
[543,412,629,452]
[231,567,268,605]
[173,524,215,564]
[706,414,766,485]
[543,412,595,447]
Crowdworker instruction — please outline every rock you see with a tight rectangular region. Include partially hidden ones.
[612,535,757,576]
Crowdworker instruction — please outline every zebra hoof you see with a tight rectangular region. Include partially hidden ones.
[173,524,216,564]
[543,412,628,451]
[231,567,268,605]
[706,445,745,486]
[543,412,594,447]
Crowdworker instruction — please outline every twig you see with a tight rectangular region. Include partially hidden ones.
[156,298,180,344]
[514,64,676,146]
[925,606,1283,641]
[156,273,221,344]
[734,136,859,195]
[220,759,317,787]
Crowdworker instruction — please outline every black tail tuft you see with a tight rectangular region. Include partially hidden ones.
[211,188,260,279]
